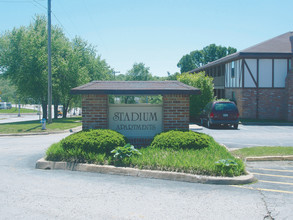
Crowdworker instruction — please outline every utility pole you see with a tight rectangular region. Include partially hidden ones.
[47,0,52,123]
[112,71,120,79]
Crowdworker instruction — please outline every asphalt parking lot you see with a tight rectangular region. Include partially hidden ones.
[0,133,292,219]
[0,122,292,219]
[244,161,293,195]
[191,124,293,149]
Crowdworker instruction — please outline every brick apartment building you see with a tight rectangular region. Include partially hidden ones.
[190,32,293,121]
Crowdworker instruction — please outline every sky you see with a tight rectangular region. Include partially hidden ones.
[0,0,292,77]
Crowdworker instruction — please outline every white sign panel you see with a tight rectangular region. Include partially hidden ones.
[108,104,163,138]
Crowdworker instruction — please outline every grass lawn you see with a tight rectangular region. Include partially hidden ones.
[46,130,246,177]
[0,107,38,114]
[0,117,82,133]
[231,146,293,159]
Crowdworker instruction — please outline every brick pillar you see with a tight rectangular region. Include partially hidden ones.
[163,94,190,131]
[82,94,108,129]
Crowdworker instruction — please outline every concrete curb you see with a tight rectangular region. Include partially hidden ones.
[240,121,293,126]
[0,126,82,137]
[35,158,256,185]
[246,155,293,161]
[189,124,203,130]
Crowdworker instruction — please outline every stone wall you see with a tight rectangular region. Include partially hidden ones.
[163,94,190,131]
[225,88,287,120]
[82,94,108,130]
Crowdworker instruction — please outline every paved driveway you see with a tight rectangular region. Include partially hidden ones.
[0,133,293,219]
[191,124,293,149]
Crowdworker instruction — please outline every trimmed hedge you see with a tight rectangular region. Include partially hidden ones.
[60,129,127,156]
[150,130,212,150]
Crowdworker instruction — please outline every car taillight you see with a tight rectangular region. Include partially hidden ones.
[210,112,214,118]
[237,113,239,118]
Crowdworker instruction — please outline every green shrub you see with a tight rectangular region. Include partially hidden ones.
[60,129,127,156]
[111,143,142,160]
[46,142,66,161]
[215,159,245,177]
[150,130,212,150]
[178,72,214,120]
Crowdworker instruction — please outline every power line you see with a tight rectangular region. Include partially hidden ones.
[33,0,47,10]
[0,0,31,2]
[52,11,73,39]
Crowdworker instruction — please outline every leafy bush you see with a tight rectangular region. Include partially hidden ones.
[111,143,141,160]
[60,129,127,156]
[111,143,142,166]
[150,130,213,150]
[46,142,66,161]
[177,72,214,121]
[215,159,244,177]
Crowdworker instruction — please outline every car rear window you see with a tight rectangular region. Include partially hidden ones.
[214,103,237,111]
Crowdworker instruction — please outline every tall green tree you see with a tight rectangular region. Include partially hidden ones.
[0,17,49,118]
[177,44,237,73]
[125,62,153,81]
[0,76,16,103]
[177,72,214,121]
[0,15,112,119]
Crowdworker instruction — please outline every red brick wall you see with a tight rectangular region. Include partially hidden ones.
[82,94,108,129]
[286,72,293,121]
[225,88,287,120]
[163,94,190,131]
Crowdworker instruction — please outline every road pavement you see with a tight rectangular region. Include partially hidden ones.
[0,114,40,124]
[0,133,293,219]
[192,124,293,149]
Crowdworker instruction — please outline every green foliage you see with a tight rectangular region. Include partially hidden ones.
[215,159,244,177]
[178,72,214,120]
[60,129,127,156]
[231,146,293,159]
[0,76,16,102]
[45,129,246,177]
[46,142,67,161]
[177,44,237,73]
[111,143,141,166]
[0,15,112,118]
[0,117,81,133]
[150,130,212,150]
[125,62,153,81]
[111,143,141,159]
[131,142,245,177]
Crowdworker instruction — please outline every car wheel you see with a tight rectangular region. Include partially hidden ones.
[233,124,238,129]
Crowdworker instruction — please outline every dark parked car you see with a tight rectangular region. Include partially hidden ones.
[200,101,239,129]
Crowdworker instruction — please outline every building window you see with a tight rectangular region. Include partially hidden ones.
[231,61,235,78]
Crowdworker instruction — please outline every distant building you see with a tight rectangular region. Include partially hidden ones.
[190,32,293,121]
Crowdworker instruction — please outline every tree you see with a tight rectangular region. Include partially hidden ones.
[0,15,112,119]
[177,72,214,121]
[177,44,237,73]
[125,62,153,81]
[0,17,49,118]
[0,76,16,103]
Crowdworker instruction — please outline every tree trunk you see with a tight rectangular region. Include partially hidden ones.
[54,103,58,119]
[63,105,68,118]
[62,99,71,118]
[41,101,47,119]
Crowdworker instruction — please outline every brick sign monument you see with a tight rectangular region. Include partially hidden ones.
[71,81,200,146]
